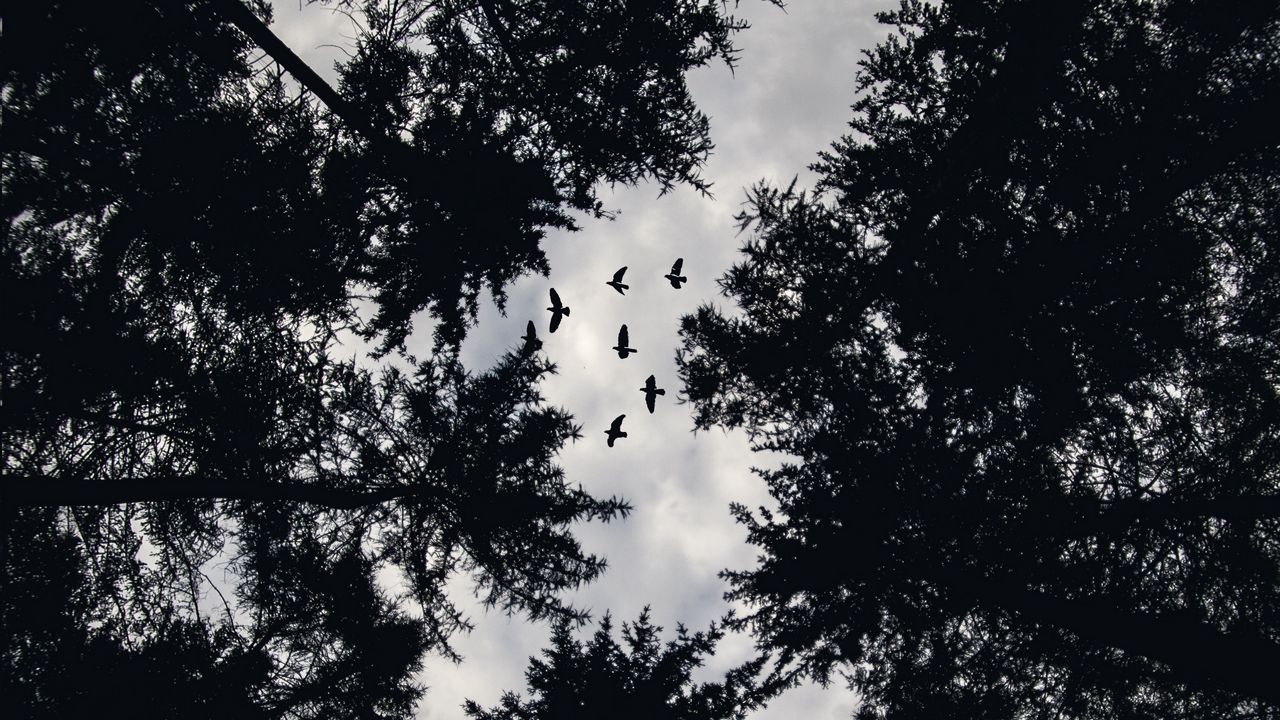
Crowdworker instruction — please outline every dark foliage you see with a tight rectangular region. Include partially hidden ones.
[327,0,768,349]
[1,510,272,719]
[2,0,768,715]
[679,0,1280,717]
[464,610,764,720]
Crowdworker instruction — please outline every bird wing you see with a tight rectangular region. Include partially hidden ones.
[549,288,561,308]
[613,266,628,283]
[549,312,562,333]
[610,414,625,431]
[671,258,683,275]
[618,325,629,346]
[646,392,656,413]
[525,320,536,337]
[645,374,656,390]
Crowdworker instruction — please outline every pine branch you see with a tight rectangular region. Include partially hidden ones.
[1,474,438,509]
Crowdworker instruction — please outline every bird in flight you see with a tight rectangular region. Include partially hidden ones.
[605,414,627,447]
[640,374,665,413]
[613,324,637,358]
[664,258,687,289]
[520,321,542,354]
[547,288,570,333]
[606,266,629,295]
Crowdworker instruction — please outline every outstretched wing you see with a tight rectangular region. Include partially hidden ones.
[618,324,629,347]
[525,320,536,338]
[610,414,626,432]
[549,288,562,309]
[646,391,656,413]
[550,312,563,333]
[671,258,683,275]
[644,374,656,391]
[612,266,628,283]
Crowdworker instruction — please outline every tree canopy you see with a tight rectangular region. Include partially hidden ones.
[679,0,1280,717]
[464,610,763,720]
[1,0,767,714]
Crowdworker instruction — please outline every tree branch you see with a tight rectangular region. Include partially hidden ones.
[945,570,1280,706]
[477,0,535,84]
[209,0,387,148]
[0,474,437,509]
[206,0,455,193]
[1063,494,1280,536]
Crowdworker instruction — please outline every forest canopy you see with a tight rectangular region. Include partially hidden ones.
[4,0,1280,718]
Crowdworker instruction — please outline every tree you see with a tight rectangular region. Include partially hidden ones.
[2,0,769,714]
[678,0,1280,717]
[464,609,763,720]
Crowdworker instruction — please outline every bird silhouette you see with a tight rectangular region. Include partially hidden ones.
[547,288,570,333]
[605,414,627,447]
[520,320,543,354]
[664,258,687,289]
[613,324,637,358]
[640,374,665,413]
[606,266,629,295]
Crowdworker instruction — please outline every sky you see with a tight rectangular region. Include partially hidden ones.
[270,1,894,717]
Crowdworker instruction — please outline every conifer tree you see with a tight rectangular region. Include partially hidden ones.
[465,610,763,720]
[2,0,770,714]
[679,1,1280,716]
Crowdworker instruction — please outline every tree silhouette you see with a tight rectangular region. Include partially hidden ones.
[464,610,764,720]
[2,509,274,718]
[2,0,768,714]
[679,0,1280,716]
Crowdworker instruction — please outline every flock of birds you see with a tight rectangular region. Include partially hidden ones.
[520,258,688,447]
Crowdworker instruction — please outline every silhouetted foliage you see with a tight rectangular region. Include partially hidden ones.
[679,0,1280,717]
[464,610,763,720]
[2,509,272,719]
[2,0,767,714]
[326,0,769,349]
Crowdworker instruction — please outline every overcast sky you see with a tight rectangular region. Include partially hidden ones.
[271,1,893,717]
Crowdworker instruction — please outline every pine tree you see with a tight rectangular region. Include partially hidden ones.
[679,0,1280,716]
[465,610,763,720]
[2,0,769,714]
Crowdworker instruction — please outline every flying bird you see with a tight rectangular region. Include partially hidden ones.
[640,374,665,414]
[605,414,627,447]
[520,320,542,354]
[606,266,629,295]
[664,258,687,289]
[547,288,570,333]
[612,324,637,359]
